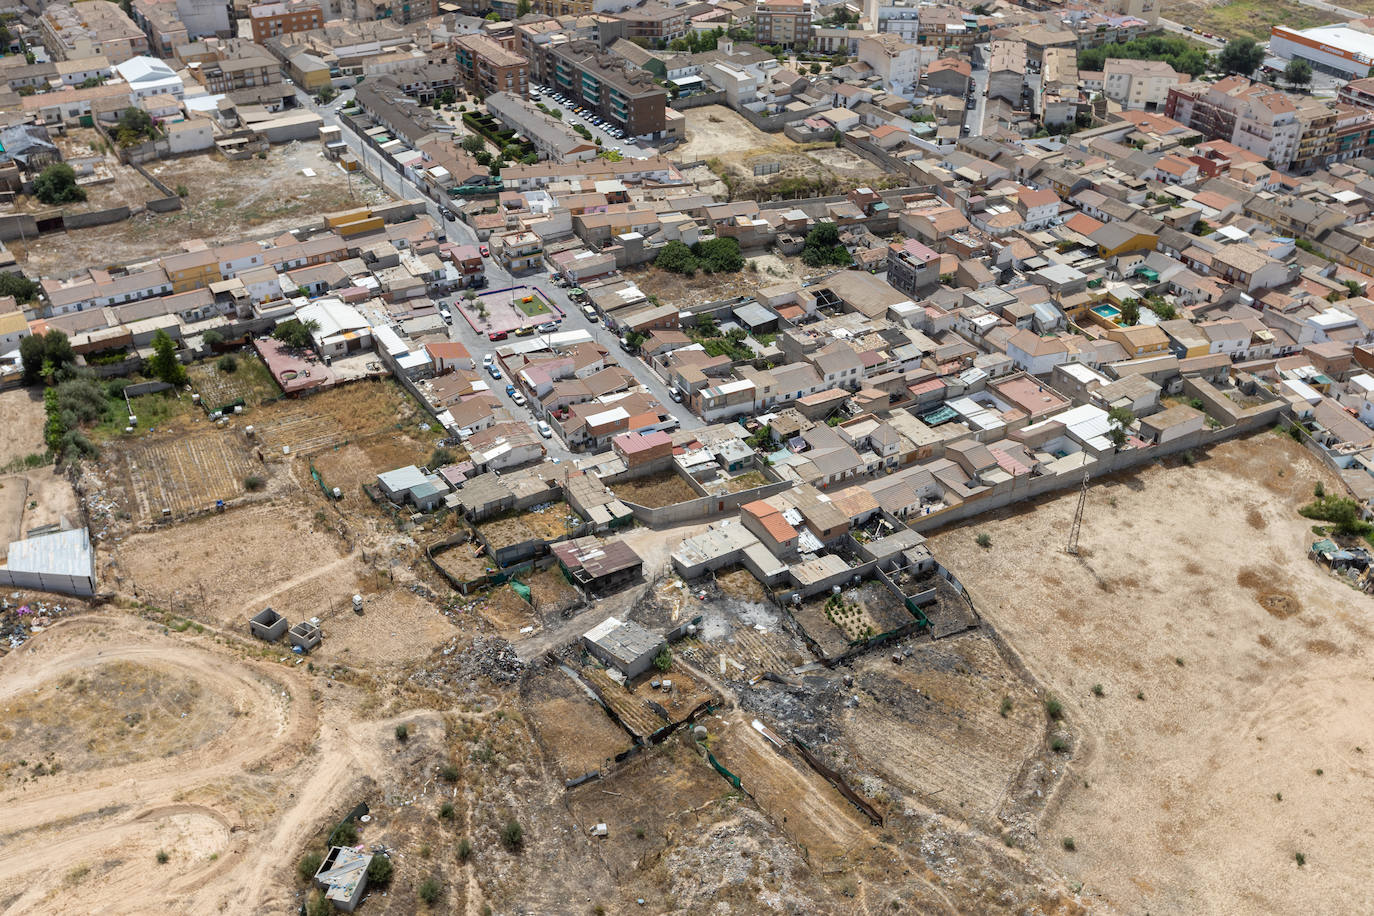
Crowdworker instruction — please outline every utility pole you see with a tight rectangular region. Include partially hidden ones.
[1066,470,1089,556]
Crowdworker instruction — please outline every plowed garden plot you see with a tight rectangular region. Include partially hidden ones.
[253,380,432,458]
[581,665,668,739]
[526,667,633,779]
[470,582,539,638]
[188,355,281,410]
[835,632,1042,826]
[611,471,699,508]
[123,432,258,520]
[789,595,859,658]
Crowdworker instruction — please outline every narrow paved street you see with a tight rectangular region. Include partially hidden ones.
[295,88,703,457]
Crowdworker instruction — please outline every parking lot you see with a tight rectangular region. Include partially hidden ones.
[529,83,655,157]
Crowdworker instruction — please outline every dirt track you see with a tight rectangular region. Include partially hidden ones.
[0,615,440,914]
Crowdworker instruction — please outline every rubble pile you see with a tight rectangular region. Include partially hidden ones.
[2,595,71,650]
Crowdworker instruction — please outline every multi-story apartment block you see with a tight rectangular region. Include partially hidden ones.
[1166,76,1356,172]
[41,0,150,63]
[857,32,919,96]
[1103,57,1185,112]
[612,2,689,45]
[755,0,811,47]
[987,40,1026,105]
[544,40,668,139]
[454,33,529,99]
[250,0,325,43]
[189,40,281,93]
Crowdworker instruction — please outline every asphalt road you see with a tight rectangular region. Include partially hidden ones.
[296,87,701,461]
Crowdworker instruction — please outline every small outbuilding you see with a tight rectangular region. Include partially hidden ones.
[313,845,372,912]
[0,527,96,596]
[249,606,289,641]
[582,616,663,679]
[289,620,322,652]
[553,536,644,593]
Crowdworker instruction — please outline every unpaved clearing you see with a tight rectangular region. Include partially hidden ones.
[676,105,896,201]
[930,433,1373,916]
[11,143,390,279]
[0,389,46,465]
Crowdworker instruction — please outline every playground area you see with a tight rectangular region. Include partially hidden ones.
[453,285,560,336]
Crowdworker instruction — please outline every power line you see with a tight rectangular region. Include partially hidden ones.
[1066,470,1089,556]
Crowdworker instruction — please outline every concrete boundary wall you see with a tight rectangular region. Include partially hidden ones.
[908,412,1281,535]
[620,478,793,526]
[0,568,95,596]
[65,206,132,229]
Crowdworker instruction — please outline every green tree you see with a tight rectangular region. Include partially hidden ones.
[316,85,337,104]
[1107,407,1135,448]
[653,646,672,672]
[272,318,318,350]
[801,223,851,267]
[461,134,485,155]
[366,855,393,885]
[115,106,156,146]
[33,163,86,205]
[692,237,743,273]
[20,329,75,385]
[516,0,531,14]
[148,329,187,386]
[655,240,698,275]
[0,271,40,302]
[1217,39,1265,77]
[1119,299,1141,326]
[1284,59,1313,90]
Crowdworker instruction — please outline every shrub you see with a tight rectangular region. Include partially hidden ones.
[975,533,992,548]
[440,763,460,782]
[1295,852,1306,867]
[1091,684,1104,697]
[329,820,358,847]
[430,447,456,469]
[1062,836,1076,851]
[156,849,170,864]
[298,850,324,881]
[395,723,410,741]
[244,475,265,492]
[1051,735,1070,752]
[1045,697,1063,719]
[653,646,672,672]
[457,838,472,862]
[999,696,1012,718]
[367,854,393,885]
[1314,482,1325,498]
[417,877,442,905]
[440,801,455,819]
[34,163,87,205]
[306,890,331,916]
[217,355,238,373]
[500,819,524,852]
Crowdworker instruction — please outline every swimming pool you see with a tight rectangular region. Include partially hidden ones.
[1092,304,1122,321]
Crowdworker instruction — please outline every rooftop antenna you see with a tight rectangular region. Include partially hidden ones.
[1066,469,1088,556]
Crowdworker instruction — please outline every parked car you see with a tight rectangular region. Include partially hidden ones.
[483,354,494,366]
[479,244,490,257]
[512,392,527,407]
[582,304,597,321]
[537,321,559,333]
[487,364,502,379]
[537,421,553,438]
[514,325,535,337]
[443,210,456,221]
[439,308,452,324]
[488,330,507,341]
[505,383,516,396]
[669,389,683,403]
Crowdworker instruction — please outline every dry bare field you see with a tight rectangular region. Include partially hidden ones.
[930,433,1374,915]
